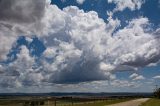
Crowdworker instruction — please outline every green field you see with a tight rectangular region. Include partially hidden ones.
[0,98,133,106]
[140,98,160,106]
[58,99,132,106]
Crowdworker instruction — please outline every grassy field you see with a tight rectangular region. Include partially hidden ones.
[56,98,133,106]
[0,98,133,106]
[71,99,132,106]
[140,98,160,106]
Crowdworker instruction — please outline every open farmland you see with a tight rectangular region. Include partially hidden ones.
[0,96,137,106]
[140,98,160,106]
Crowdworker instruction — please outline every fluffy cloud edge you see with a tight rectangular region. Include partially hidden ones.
[0,0,159,89]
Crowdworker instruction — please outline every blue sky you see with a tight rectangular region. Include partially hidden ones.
[0,0,160,93]
[53,0,160,28]
[52,0,160,92]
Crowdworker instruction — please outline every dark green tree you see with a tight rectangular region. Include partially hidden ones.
[154,88,160,99]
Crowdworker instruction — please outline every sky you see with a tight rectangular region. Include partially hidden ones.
[0,0,160,93]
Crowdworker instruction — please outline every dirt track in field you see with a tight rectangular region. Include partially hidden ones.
[106,98,150,106]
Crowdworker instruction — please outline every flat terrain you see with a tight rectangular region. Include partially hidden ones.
[66,98,133,106]
[140,98,160,106]
[0,97,134,106]
[106,98,149,106]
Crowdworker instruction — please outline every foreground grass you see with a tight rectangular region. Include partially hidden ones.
[57,98,133,106]
[140,98,160,106]
[0,98,134,106]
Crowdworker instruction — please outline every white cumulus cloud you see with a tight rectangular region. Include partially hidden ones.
[129,73,145,80]
[76,0,85,4]
[153,75,160,79]
[0,0,160,88]
[108,0,145,12]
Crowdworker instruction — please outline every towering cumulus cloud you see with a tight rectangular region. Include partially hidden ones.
[0,0,160,88]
